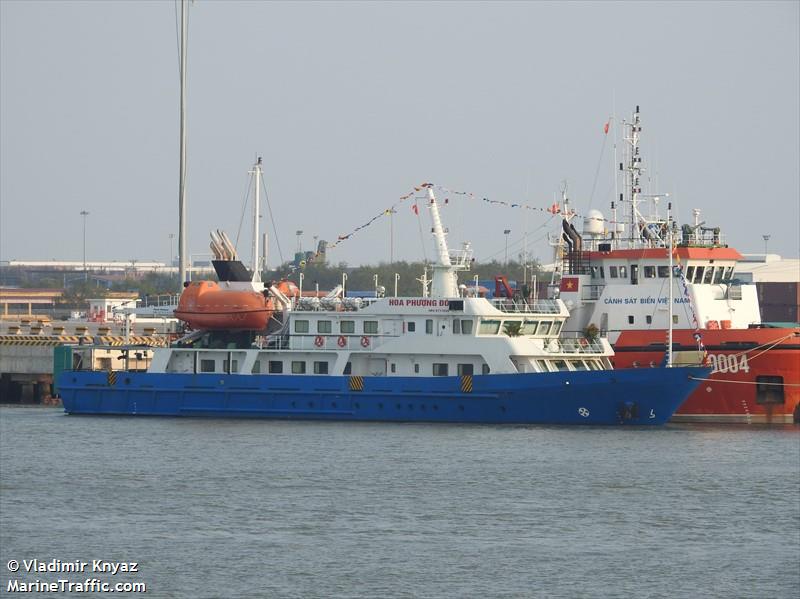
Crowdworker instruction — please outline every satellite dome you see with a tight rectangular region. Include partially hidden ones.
[583,209,605,236]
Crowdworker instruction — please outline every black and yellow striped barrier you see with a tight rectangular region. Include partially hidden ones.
[460,375,473,393]
[0,335,90,346]
[97,336,168,347]
[107,370,117,386]
[349,376,364,391]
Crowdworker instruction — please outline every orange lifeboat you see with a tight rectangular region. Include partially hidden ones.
[175,281,274,330]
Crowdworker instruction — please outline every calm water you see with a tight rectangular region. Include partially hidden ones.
[1,406,798,598]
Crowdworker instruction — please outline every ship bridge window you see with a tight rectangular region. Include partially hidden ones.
[536,321,552,336]
[618,265,627,278]
[693,266,705,284]
[756,376,784,404]
[723,266,734,281]
[478,319,501,335]
[630,264,639,285]
[703,267,715,284]
[363,321,378,334]
[407,321,416,332]
[521,320,539,335]
[291,361,306,374]
[200,359,215,373]
[453,319,460,334]
[657,266,670,278]
[571,360,589,371]
[340,320,355,334]
[268,360,283,374]
[552,360,568,371]
[461,320,474,334]
[457,363,474,376]
[317,320,332,334]
[609,266,618,278]
[313,361,328,375]
[685,266,695,281]
[433,363,449,376]
[426,319,433,334]
[713,268,724,284]
[223,359,238,374]
[644,266,656,278]
[295,320,309,334]
[551,322,563,335]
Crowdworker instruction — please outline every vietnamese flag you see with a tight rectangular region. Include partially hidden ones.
[559,277,579,292]
[603,121,610,134]
[412,204,419,215]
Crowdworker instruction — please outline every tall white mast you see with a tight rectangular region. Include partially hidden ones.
[250,157,262,282]
[667,201,674,367]
[177,0,189,291]
[427,187,460,298]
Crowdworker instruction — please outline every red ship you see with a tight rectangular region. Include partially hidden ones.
[550,107,799,423]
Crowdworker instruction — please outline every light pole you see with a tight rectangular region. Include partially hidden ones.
[169,233,175,268]
[80,210,89,281]
[503,229,511,265]
[762,234,771,255]
[341,272,347,297]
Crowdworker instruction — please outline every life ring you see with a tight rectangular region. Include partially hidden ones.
[314,335,324,347]
[337,336,347,347]
[360,336,370,348]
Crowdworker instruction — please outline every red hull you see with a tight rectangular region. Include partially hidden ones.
[612,327,800,423]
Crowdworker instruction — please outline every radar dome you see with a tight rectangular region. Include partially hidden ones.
[583,209,605,237]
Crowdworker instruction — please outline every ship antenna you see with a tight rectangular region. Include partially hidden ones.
[177,0,189,290]
[667,201,674,367]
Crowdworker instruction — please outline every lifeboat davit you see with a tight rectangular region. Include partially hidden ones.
[175,281,274,330]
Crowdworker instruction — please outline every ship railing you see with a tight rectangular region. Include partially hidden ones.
[547,334,606,355]
[492,299,562,314]
[266,333,398,352]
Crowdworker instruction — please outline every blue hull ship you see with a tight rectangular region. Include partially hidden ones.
[57,182,709,426]
[58,367,707,425]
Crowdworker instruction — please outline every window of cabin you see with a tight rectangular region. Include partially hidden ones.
[644,266,656,278]
[673,315,679,324]
[619,265,628,278]
[551,322,563,335]
[294,320,309,333]
[599,266,605,279]
[609,266,618,278]
[291,361,306,374]
[713,268,724,284]
[587,360,603,370]
[686,266,695,281]
[536,360,550,372]
[313,361,328,375]
[572,360,589,371]
[552,360,568,371]
[340,320,355,334]
[590,266,600,279]
[521,320,539,335]
[223,359,238,373]
[657,266,670,278]
[630,264,639,284]
[457,363,474,376]
[433,363,449,376]
[756,376,784,404]
[414,363,420,373]
[268,361,283,373]
[200,359,215,373]
[425,319,433,334]
[344,362,352,375]
[703,267,714,284]
[317,320,332,334]
[724,266,734,281]
[479,320,501,335]
[461,320,474,334]
[453,319,461,334]
[693,266,705,284]
[407,321,416,333]
[537,321,552,336]
[482,364,491,375]
[390,363,396,373]
[628,315,635,324]
[646,315,652,324]
[363,321,378,334]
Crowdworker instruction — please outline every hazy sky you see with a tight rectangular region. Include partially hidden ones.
[2,1,798,268]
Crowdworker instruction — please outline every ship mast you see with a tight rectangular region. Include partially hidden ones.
[427,187,458,297]
[624,106,643,248]
[177,0,189,291]
[249,157,263,282]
